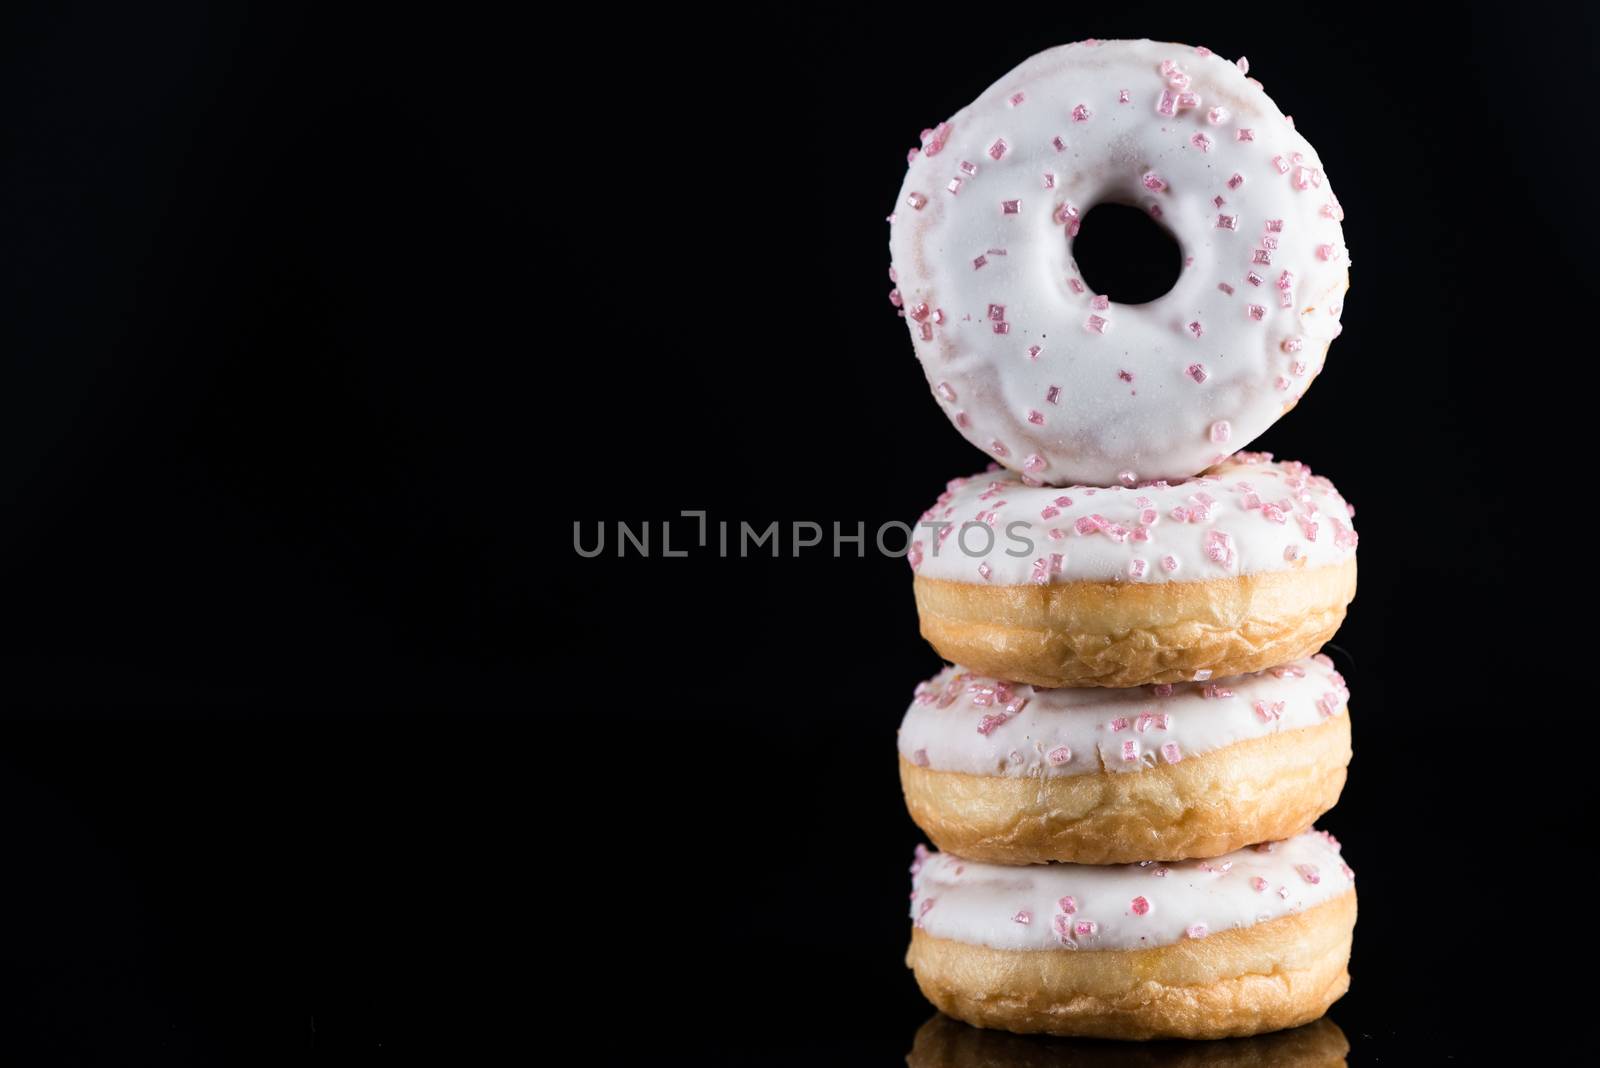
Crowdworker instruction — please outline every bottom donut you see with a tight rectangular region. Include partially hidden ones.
[907,831,1355,1040]
[908,1012,1349,1066]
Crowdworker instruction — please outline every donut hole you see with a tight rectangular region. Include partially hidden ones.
[1072,203,1183,306]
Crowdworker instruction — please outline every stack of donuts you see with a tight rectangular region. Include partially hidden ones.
[887,40,1358,1042]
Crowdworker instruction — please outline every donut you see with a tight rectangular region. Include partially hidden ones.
[908,452,1356,688]
[888,39,1348,487]
[898,656,1350,865]
[906,831,1355,1040]
[908,1013,1350,1067]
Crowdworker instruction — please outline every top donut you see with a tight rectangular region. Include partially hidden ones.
[889,40,1349,487]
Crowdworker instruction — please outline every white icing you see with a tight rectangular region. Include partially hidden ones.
[898,656,1348,777]
[908,452,1356,586]
[910,830,1353,952]
[890,40,1349,487]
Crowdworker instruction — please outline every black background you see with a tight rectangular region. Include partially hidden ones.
[1,3,1584,1061]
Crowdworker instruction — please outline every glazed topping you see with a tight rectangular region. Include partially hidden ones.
[908,452,1355,585]
[899,655,1348,777]
[889,40,1348,486]
[909,830,1352,952]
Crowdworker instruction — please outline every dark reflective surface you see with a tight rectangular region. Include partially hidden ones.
[908,1014,1348,1067]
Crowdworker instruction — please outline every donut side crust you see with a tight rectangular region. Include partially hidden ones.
[899,714,1351,865]
[914,561,1357,689]
[906,890,1356,1040]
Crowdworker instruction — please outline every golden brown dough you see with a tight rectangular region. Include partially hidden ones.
[906,892,1355,1040]
[899,715,1350,865]
[914,561,1356,689]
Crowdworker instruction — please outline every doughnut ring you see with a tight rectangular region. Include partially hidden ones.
[908,1013,1350,1066]
[889,39,1348,487]
[908,453,1356,688]
[907,831,1355,1040]
[899,656,1350,865]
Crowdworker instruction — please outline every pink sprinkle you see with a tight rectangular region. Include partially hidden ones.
[993,321,1011,335]
[1247,304,1266,321]
[1207,106,1230,125]
[1235,129,1257,144]
[1251,876,1269,892]
[1156,89,1177,117]
[973,254,988,270]
[987,303,1006,322]
[1109,715,1129,732]
[888,289,903,307]
[1072,103,1092,122]
[1236,56,1249,73]
[977,561,993,581]
[1160,741,1182,763]
[1195,45,1211,56]
[1130,896,1151,916]
[988,138,1008,161]
[1204,530,1236,569]
[1001,199,1021,215]
[1026,345,1043,361]
[1086,314,1110,334]
[1209,420,1231,443]
[1042,172,1056,190]
[1074,920,1097,936]
[906,192,928,210]
[1119,471,1138,486]
[1215,213,1238,230]
[1318,243,1338,261]
[1116,369,1133,382]
[909,302,930,322]
[1141,171,1168,192]
[1047,745,1072,766]
[1091,294,1109,310]
[1228,173,1245,190]
[1297,864,1322,885]
[1188,321,1204,339]
[1153,683,1173,697]
[1318,692,1342,717]
[1053,202,1079,226]
[954,410,970,427]
[1246,271,1264,287]
[1120,739,1139,763]
[1176,91,1200,110]
[1118,89,1131,103]
[1253,248,1273,266]
[1191,132,1212,152]
[1284,544,1301,561]
[1186,923,1208,939]
[1292,165,1319,190]
[1271,155,1290,174]
[1008,91,1026,107]
[1012,909,1031,925]
[919,897,935,917]
[932,308,946,324]
[1254,700,1284,722]
[1051,135,1068,153]
[1186,362,1209,384]
[1045,385,1062,405]
[918,321,933,341]
[935,382,957,402]
[1024,448,1046,468]
[1167,70,1191,91]
[1160,554,1179,573]
[1058,896,1077,914]
[947,177,963,195]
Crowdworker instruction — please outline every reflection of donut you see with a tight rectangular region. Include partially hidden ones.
[910,454,1356,688]
[907,832,1355,1039]
[908,1013,1349,1067]
[889,39,1348,487]
[899,657,1350,865]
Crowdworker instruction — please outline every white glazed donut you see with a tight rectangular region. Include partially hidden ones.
[906,831,1356,1039]
[888,40,1349,487]
[909,452,1357,688]
[898,656,1351,864]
